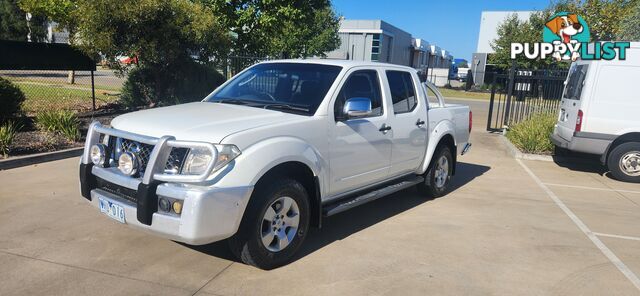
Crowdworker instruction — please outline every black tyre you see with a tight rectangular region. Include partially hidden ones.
[417,146,454,198]
[607,142,640,183]
[228,177,310,269]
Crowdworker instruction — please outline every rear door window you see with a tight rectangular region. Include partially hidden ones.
[386,71,417,114]
[564,64,589,100]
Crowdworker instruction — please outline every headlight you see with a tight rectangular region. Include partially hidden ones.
[90,144,106,166]
[118,152,139,176]
[182,144,241,175]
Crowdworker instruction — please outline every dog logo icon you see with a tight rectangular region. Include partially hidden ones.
[543,12,590,61]
[511,12,628,62]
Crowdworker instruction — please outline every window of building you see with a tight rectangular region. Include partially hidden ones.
[386,70,417,114]
[371,34,381,61]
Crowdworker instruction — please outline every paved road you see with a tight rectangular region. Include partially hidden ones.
[1,98,640,295]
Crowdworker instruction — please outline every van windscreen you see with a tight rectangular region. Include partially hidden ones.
[564,64,589,100]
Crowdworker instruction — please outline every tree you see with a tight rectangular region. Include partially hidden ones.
[0,0,48,42]
[77,0,229,69]
[489,13,556,69]
[17,0,77,33]
[19,0,79,83]
[206,0,340,57]
[75,0,230,106]
[551,0,639,41]
[489,0,639,70]
[618,1,640,40]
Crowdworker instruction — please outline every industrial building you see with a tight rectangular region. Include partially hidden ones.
[325,19,454,85]
[471,11,534,85]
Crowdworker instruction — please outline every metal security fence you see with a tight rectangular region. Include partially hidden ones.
[221,56,274,79]
[0,69,124,114]
[0,40,123,115]
[486,67,568,132]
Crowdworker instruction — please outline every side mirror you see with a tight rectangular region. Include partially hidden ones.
[343,97,372,119]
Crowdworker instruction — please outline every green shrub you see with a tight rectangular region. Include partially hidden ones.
[0,77,26,122]
[121,61,225,108]
[0,121,22,157]
[35,110,80,142]
[506,113,557,154]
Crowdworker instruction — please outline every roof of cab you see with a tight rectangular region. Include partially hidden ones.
[259,59,417,71]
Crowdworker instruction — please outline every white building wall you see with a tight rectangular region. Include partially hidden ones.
[476,11,533,54]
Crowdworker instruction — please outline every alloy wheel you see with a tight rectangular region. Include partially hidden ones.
[434,155,449,188]
[260,196,300,252]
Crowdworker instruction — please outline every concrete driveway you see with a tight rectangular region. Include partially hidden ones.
[1,98,639,295]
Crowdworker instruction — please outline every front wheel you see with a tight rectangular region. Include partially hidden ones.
[417,146,454,198]
[228,177,310,269]
[608,142,640,183]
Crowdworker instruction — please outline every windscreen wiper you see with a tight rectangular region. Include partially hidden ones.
[262,103,310,113]
[213,98,251,105]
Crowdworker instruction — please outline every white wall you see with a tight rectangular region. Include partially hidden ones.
[476,11,534,54]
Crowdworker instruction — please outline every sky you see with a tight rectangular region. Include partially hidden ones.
[332,0,552,61]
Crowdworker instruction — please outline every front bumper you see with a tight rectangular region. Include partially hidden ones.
[88,183,252,245]
[79,122,253,245]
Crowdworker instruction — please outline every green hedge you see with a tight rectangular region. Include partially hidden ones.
[121,61,225,108]
[0,77,26,122]
[506,113,557,154]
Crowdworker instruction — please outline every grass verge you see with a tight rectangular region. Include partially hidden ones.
[14,81,120,113]
[438,88,491,100]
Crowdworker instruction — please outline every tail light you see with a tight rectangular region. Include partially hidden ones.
[575,109,583,132]
[469,111,473,133]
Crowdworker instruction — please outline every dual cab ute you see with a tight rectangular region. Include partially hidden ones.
[79,60,471,269]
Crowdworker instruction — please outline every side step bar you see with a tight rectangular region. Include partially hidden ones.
[323,175,425,217]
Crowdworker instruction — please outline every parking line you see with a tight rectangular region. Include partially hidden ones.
[543,183,640,195]
[594,232,640,242]
[517,159,640,291]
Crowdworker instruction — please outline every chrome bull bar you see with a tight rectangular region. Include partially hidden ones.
[82,121,218,184]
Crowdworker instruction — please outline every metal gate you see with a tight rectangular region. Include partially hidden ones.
[486,68,568,132]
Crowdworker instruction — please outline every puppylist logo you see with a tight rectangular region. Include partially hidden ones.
[511,12,630,61]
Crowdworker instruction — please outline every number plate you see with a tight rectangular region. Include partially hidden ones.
[99,197,126,223]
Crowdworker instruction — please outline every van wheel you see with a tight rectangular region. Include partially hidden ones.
[418,146,453,198]
[608,142,640,183]
[228,177,310,269]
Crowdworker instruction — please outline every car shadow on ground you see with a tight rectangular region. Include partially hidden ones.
[551,149,632,182]
[182,162,491,264]
[552,148,608,175]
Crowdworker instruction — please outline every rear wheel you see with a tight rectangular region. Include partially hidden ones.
[608,142,640,183]
[228,177,310,269]
[417,146,453,198]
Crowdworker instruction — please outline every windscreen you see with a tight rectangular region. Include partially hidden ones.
[207,63,342,115]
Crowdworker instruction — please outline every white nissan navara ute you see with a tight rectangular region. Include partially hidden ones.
[79,60,471,269]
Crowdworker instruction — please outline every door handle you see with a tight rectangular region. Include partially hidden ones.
[416,119,425,127]
[379,124,392,134]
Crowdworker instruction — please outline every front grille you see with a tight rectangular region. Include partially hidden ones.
[109,138,190,176]
[119,139,154,173]
[96,177,137,204]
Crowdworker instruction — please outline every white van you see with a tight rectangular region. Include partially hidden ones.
[551,42,640,182]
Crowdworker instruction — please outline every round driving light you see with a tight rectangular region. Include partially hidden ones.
[90,144,106,166]
[118,152,138,176]
[172,201,183,214]
[159,198,171,212]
